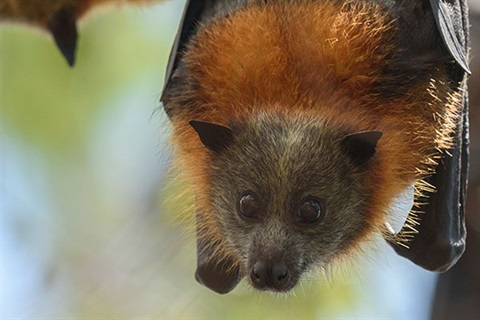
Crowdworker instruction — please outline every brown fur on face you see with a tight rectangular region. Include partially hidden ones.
[164,0,462,291]
[210,113,377,289]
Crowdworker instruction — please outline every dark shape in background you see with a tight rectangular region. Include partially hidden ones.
[47,6,78,67]
[431,4,480,319]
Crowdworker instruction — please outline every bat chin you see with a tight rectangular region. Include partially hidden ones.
[249,280,298,293]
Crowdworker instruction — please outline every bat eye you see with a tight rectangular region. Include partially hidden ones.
[298,197,325,224]
[239,192,260,219]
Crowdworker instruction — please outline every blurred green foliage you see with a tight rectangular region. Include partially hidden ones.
[2,8,170,154]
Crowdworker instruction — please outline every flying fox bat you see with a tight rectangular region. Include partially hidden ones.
[0,0,470,294]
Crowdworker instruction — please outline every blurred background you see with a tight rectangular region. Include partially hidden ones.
[1,1,478,318]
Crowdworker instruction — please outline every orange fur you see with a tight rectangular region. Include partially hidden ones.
[170,1,462,262]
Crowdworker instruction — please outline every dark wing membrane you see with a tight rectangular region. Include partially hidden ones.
[195,211,242,294]
[430,0,471,74]
[387,0,469,272]
[47,6,78,67]
[161,0,206,103]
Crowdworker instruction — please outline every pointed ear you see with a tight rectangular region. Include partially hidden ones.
[341,131,382,166]
[47,6,78,67]
[190,120,234,153]
[195,239,242,294]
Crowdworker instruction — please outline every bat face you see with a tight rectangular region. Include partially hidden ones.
[195,114,380,291]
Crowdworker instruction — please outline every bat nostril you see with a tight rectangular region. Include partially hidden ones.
[251,261,268,288]
[252,268,260,280]
[272,261,289,286]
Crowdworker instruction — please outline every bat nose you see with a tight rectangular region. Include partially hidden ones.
[251,260,290,291]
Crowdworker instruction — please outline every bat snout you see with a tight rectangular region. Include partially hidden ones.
[249,259,296,292]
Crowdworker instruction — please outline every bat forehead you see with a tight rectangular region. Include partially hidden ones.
[212,114,356,207]
[222,116,324,164]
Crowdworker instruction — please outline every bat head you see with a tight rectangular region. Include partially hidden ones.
[190,114,382,293]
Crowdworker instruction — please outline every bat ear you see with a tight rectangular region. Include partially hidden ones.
[190,120,234,153]
[195,238,242,294]
[341,131,382,166]
[47,6,78,67]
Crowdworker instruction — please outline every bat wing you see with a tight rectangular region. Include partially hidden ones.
[386,0,470,272]
[47,6,78,67]
[429,0,471,74]
[160,0,205,107]
[195,212,242,294]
